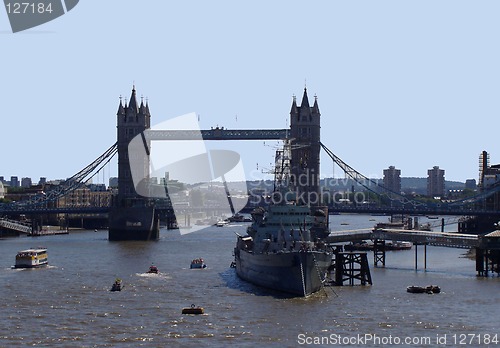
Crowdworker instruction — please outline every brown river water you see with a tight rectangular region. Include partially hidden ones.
[1,214,499,347]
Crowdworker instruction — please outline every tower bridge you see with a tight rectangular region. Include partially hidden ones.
[1,86,500,242]
[109,86,321,240]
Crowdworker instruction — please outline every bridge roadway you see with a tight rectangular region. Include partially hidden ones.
[326,228,485,249]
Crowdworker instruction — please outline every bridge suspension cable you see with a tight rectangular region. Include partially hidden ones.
[320,142,500,211]
[446,180,500,207]
[319,142,422,207]
[9,143,118,209]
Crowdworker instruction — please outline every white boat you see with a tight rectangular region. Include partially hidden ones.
[386,241,413,250]
[216,220,228,227]
[15,248,48,268]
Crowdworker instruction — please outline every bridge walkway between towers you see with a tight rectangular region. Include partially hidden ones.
[144,128,289,141]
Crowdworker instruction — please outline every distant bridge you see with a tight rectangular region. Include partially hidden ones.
[328,205,500,217]
[0,206,110,215]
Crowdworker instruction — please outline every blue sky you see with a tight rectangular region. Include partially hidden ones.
[1,1,499,184]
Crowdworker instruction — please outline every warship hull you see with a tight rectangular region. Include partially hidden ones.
[234,248,332,296]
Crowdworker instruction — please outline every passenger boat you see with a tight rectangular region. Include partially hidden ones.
[344,241,373,251]
[190,258,207,269]
[110,278,123,292]
[387,241,412,250]
[147,265,159,274]
[345,240,412,251]
[15,248,48,268]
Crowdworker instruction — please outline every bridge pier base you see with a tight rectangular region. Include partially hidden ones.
[108,206,159,241]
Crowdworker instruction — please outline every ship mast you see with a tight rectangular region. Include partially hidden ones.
[273,139,292,193]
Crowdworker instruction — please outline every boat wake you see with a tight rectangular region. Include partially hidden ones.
[9,264,55,270]
[136,272,171,280]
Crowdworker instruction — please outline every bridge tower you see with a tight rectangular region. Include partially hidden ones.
[116,86,151,201]
[289,88,321,205]
[109,86,159,241]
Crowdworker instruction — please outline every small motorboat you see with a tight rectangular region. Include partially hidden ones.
[426,285,441,293]
[386,241,413,250]
[216,219,228,227]
[147,264,159,274]
[407,285,426,293]
[407,285,441,294]
[190,258,207,269]
[228,213,245,222]
[182,304,204,315]
[111,278,123,292]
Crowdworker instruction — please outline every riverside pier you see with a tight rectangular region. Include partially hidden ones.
[326,227,500,276]
[0,218,69,237]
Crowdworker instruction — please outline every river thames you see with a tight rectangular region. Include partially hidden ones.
[1,214,499,347]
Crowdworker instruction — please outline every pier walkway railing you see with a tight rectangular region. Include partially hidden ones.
[326,228,500,250]
[372,228,479,249]
[326,229,373,244]
[0,218,32,234]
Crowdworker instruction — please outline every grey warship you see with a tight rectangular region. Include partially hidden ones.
[234,88,332,296]
[234,201,333,296]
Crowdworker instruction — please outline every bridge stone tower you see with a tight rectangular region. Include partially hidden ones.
[109,86,159,241]
[116,86,151,201]
[289,88,321,205]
